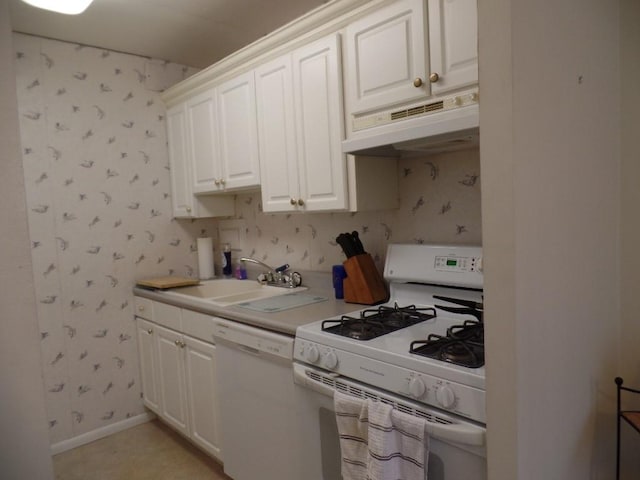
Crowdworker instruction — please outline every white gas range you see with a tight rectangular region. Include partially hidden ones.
[293,244,487,479]
[294,242,486,423]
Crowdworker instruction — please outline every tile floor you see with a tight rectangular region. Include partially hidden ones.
[53,419,231,480]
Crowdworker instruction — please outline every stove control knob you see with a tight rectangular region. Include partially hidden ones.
[408,377,426,398]
[436,385,456,409]
[305,345,320,363]
[323,351,339,370]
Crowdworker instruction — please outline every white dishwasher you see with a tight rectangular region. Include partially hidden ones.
[212,317,300,480]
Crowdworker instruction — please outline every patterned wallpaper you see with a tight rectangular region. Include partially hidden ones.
[13,33,206,445]
[227,149,482,275]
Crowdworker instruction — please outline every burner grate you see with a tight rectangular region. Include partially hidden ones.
[321,303,436,340]
[410,321,485,368]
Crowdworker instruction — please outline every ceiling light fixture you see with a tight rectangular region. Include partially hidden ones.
[20,0,94,15]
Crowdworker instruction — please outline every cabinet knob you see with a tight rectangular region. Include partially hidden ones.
[174,339,181,347]
[413,77,423,87]
[138,306,145,312]
[220,179,226,186]
[429,72,440,83]
[297,198,305,206]
[290,198,297,206]
[186,206,191,213]
[147,328,153,334]
[214,179,220,186]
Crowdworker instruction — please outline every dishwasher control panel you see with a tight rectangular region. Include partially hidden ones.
[211,317,293,359]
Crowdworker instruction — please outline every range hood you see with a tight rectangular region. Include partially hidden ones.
[342,97,479,157]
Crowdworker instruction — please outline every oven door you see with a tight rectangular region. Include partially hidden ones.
[293,362,487,480]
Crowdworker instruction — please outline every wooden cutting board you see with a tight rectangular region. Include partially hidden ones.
[136,276,200,289]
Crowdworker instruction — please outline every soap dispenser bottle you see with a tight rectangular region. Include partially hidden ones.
[222,243,232,277]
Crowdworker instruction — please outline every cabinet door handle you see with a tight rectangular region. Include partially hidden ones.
[429,72,440,83]
[290,198,297,206]
[186,206,191,213]
[413,77,423,87]
[220,179,226,186]
[297,198,305,206]
[147,329,153,334]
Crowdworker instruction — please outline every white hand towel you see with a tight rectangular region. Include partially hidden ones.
[334,391,369,480]
[367,400,429,480]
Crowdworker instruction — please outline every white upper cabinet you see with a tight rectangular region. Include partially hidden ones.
[256,33,347,213]
[293,33,347,212]
[216,72,261,191]
[186,90,221,194]
[345,0,428,116]
[428,0,478,95]
[343,0,478,125]
[255,55,300,212]
[166,102,234,218]
[166,104,194,217]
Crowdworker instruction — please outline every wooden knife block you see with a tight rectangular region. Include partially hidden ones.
[342,254,388,305]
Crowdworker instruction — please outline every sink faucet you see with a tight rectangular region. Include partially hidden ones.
[239,257,301,288]
[239,257,277,274]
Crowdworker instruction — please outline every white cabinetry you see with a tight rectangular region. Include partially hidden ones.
[187,75,260,194]
[345,0,428,115]
[427,0,478,96]
[343,0,478,131]
[155,324,190,437]
[216,71,261,191]
[135,318,160,413]
[134,299,222,461]
[184,335,220,458]
[166,102,234,219]
[256,34,347,212]
[186,90,220,194]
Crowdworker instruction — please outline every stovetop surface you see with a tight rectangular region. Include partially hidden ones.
[295,298,485,389]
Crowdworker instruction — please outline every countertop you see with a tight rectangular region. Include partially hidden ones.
[132,270,368,337]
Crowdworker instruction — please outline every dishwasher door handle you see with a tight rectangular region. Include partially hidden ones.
[236,343,262,356]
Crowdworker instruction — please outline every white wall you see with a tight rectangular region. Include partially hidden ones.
[480,0,620,478]
[619,0,640,476]
[0,1,54,478]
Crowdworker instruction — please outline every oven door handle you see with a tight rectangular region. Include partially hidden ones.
[293,365,485,447]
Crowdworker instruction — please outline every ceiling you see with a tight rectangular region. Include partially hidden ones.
[9,0,329,68]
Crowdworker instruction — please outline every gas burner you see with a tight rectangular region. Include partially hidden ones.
[321,303,436,340]
[361,303,437,328]
[447,320,484,343]
[410,332,485,368]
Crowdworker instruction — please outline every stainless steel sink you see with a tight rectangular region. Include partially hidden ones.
[163,279,306,307]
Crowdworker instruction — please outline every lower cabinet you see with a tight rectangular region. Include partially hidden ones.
[135,316,222,461]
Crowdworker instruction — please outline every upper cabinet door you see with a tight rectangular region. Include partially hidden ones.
[293,33,348,212]
[216,71,261,191]
[186,90,221,194]
[166,104,195,218]
[255,55,300,212]
[428,0,478,95]
[345,0,428,115]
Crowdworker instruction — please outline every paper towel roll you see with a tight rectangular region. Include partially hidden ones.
[197,237,214,280]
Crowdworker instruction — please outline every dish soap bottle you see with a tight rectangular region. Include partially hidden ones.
[222,243,232,277]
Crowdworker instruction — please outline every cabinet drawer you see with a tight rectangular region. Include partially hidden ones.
[134,296,154,320]
[182,309,217,344]
[153,302,183,331]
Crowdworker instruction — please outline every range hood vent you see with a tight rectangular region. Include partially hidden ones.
[343,93,479,158]
[390,100,444,122]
